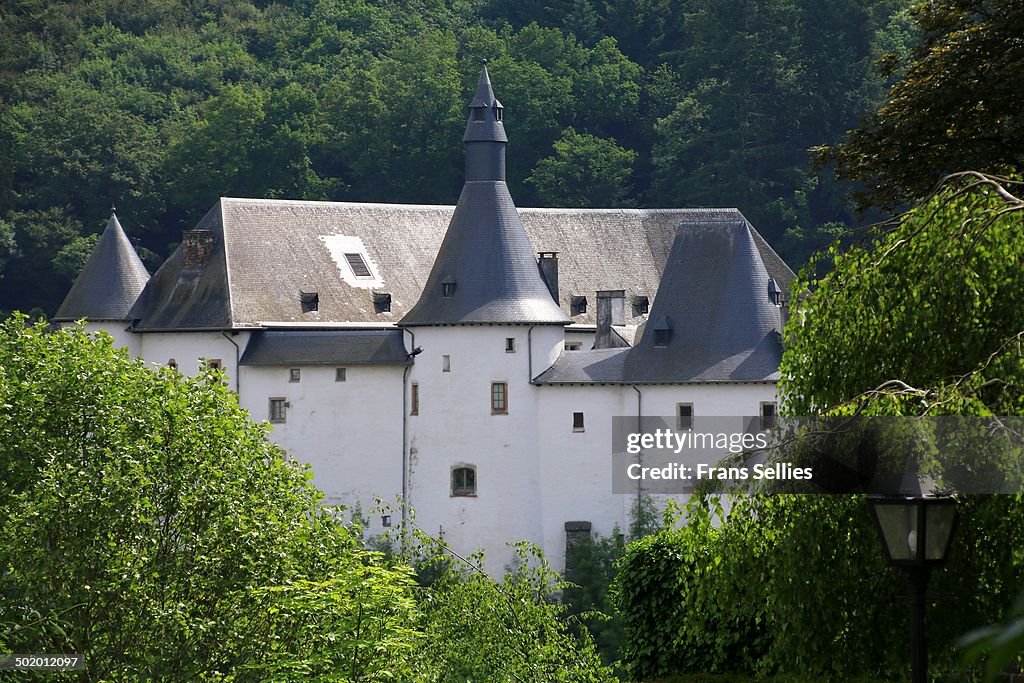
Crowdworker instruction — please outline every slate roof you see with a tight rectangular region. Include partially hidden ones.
[125,201,792,331]
[239,329,409,366]
[535,218,784,384]
[401,64,567,326]
[55,213,150,322]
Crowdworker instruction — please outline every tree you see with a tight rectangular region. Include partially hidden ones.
[527,127,636,207]
[780,173,1024,416]
[819,0,1024,211]
[0,317,420,680]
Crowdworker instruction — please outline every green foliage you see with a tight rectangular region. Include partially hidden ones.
[527,127,636,207]
[615,494,1024,681]
[0,0,911,314]
[780,174,1024,416]
[822,0,1024,211]
[0,316,419,679]
[563,529,626,665]
[405,538,616,682]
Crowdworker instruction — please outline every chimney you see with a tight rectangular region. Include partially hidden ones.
[537,252,559,303]
[182,230,214,268]
[595,290,628,349]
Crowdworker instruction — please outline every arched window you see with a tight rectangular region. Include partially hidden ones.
[451,465,476,496]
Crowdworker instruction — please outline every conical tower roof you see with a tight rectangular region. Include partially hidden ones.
[401,63,568,326]
[622,219,782,382]
[55,212,150,322]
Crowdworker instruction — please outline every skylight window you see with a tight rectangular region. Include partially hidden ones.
[344,252,373,279]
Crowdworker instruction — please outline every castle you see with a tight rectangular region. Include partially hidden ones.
[56,65,793,573]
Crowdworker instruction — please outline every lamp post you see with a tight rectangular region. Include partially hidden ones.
[867,481,957,683]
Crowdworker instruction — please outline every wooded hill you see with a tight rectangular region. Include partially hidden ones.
[0,0,913,316]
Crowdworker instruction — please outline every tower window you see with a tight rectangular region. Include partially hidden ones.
[344,252,373,278]
[473,107,485,121]
[269,397,287,423]
[491,382,508,414]
[676,403,693,431]
[572,412,585,432]
[452,465,476,496]
[494,106,503,122]
[570,296,588,316]
[289,368,301,383]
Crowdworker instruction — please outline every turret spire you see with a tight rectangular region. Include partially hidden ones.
[400,62,568,326]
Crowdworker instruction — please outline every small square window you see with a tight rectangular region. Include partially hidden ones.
[564,342,583,351]
[760,402,777,431]
[505,337,516,353]
[633,296,650,316]
[167,358,178,370]
[491,382,508,414]
[442,355,451,373]
[452,466,476,496]
[381,514,392,527]
[570,296,588,316]
[373,292,391,313]
[289,368,301,383]
[335,367,347,382]
[677,403,693,431]
[300,291,319,313]
[269,397,287,423]
[572,412,585,432]
[207,359,222,370]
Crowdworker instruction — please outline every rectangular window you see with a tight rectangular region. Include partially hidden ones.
[760,402,777,431]
[452,466,476,496]
[570,296,588,316]
[269,397,287,424]
[572,412,585,432]
[207,359,222,370]
[676,403,693,431]
[564,342,583,351]
[289,368,301,383]
[442,355,451,373]
[335,367,347,382]
[410,383,419,416]
[505,337,516,353]
[167,358,177,370]
[491,382,508,414]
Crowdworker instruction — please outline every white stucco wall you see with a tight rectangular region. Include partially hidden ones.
[75,321,142,357]
[238,363,405,534]
[137,331,251,384]
[405,324,564,574]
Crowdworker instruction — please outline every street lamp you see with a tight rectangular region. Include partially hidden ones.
[867,478,958,683]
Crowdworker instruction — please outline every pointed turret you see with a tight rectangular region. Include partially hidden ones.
[55,212,150,322]
[401,62,568,326]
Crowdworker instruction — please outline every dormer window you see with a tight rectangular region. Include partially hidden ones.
[300,291,319,313]
[494,106,503,122]
[570,296,587,316]
[373,292,391,313]
[633,296,650,316]
[441,276,456,298]
[473,107,485,121]
[653,315,673,347]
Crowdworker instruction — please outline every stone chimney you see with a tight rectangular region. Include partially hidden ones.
[595,290,628,349]
[537,252,559,303]
[182,230,214,268]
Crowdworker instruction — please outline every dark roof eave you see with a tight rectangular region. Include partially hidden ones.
[241,360,411,367]
[399,321,569,327]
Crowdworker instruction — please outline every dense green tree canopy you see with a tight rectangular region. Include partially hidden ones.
[0,0,911,316]
[821,0,1024,211]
